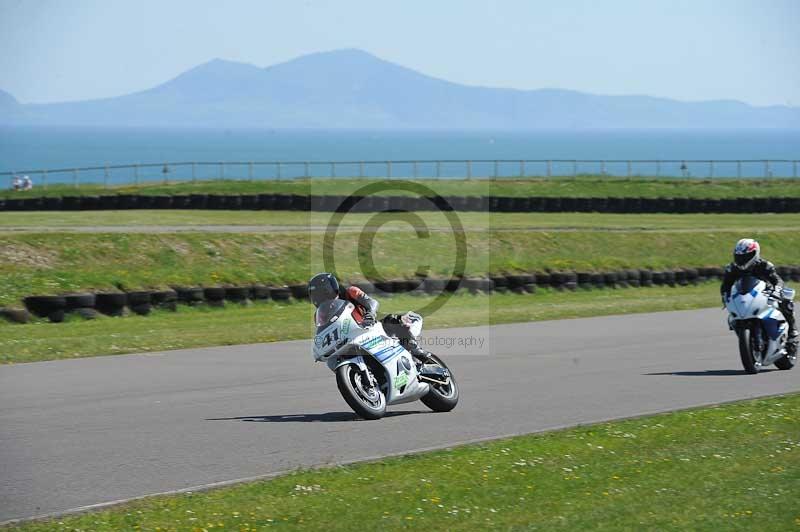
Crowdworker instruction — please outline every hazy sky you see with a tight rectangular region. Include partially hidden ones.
[1,0,798,106]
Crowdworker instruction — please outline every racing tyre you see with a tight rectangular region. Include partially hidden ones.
[738,324,764,374]
[420,354,459,412]
[336,364,386,420]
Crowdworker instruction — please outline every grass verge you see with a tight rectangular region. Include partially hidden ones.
[2,210,800,232]
[8,393,799,531]
[2,228,798,307]
[4,176,800,199]
[0,284,720,364]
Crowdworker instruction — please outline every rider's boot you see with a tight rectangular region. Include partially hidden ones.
[789,326,799,346]
[779,299,798,346]
[786,311,798,344]
[786,317,798,355]
[404,338,434,365]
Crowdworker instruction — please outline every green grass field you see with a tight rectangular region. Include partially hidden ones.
[9,393,799,531]
[4,176,800,199]
[0,284,720,364]
[2,210,800,232]
[1,226,797,307]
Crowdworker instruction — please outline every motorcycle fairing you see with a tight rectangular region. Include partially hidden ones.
[761,308,787,341]
[727,275,789,366]
[330,354,368,372]
[314,303,431,406]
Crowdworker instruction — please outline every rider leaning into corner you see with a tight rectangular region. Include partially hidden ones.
[308,272,435,364]
[720,238,798,346]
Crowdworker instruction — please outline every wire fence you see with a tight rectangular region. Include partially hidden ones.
[1,159,798,189]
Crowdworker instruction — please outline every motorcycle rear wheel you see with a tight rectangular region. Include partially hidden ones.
[738,325,764,374]
[420,354,459,412]
[336,364,387,420]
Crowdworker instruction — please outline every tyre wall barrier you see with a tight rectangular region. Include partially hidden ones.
[1,265,786,324]
[3,194,800,213]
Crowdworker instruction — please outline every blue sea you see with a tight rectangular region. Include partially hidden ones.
[0,127,798,185]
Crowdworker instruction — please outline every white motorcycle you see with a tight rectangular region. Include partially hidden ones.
[725,275,797,374]
[312,300,459,419]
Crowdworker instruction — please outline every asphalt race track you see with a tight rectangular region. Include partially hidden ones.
[2,308,799,523]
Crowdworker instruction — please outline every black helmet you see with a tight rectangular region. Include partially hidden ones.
[308,273,340,307]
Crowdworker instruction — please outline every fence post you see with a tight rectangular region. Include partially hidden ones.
[386,161,391,178]
[764,160,769,178]
[42,170,48,190]
[277,162,282,179]
[656,160,661,177]
[135,164,139,185]
[626,161,632,177]
[219,162,224,179]
[600,160,606,175]
[467,160,472,179]
[413,161,418,179]
[546,160,551,178]
[331,162,336,178]
[248,162,253,180]
[304,162,310,179]
[709,161,714,178]
[436,161,441,178]
[104,165,109,188]
[736,161,741,179]
[572,160,577,177]
[519,160,524,177]
[493,160,498,179]
[359,161,364,178]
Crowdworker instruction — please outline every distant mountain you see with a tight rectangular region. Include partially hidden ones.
[1,49,798,129]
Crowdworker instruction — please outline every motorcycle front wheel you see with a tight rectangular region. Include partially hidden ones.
[420,354,459,412]
[738,324,764,374]
[336,364,387,420]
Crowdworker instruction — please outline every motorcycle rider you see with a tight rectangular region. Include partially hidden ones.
[720,238,798,346]
[308,273,434,363]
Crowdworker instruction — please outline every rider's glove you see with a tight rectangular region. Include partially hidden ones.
[361,312,376,327]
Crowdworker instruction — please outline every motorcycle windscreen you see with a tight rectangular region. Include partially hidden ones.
[315,298,347,333]
[734,275,760,296]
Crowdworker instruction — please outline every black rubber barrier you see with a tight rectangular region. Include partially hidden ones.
[289,284,309,300]
[65,293,95,309]
[174,286,204,305]
[0,307,32,323]
[224,286,250,303]
[8,266,800,324]
[23,295,66,318]
[251,284,271,300]
[270,287,292,301]
[5,194,800,213]
[151,289,178,311]
[95,292,127,316]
